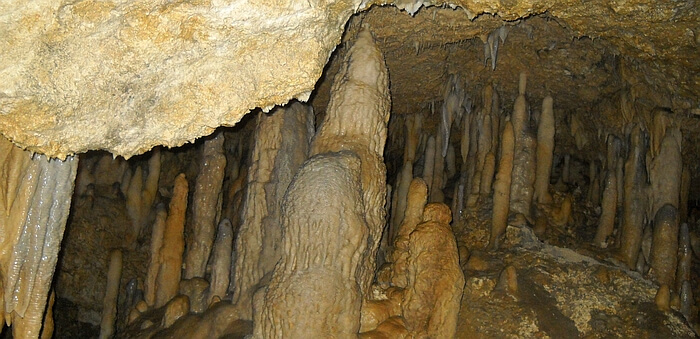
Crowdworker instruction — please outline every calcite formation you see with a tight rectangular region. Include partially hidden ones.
[184,131,226,280]
[0,136,78,339]
[233,102,313,319]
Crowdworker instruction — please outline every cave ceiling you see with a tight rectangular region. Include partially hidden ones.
[0,0,697,158]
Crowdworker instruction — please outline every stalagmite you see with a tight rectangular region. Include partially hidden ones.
[208,219,233,302]
[446,144,457,179]
[432,128,446,202]
[587,161,599,204]
[655,285,671,312]
[255,153,366,338]
[402,203,464,339]
[562,154,571,184]
[155,174,188,308]
[99,250,123,339]
[390,178,428,288]
[680,165,690,223]
[594,135,621,247]
[490,121,515,250]
[480,152,496,197]
[162,295,190,328]
[233,102,313,319]
[650,204,679,288]
[179,278,209,313]
[510,72,536,221]
[649,126,681,220]
[0,136,78,338]
[390,163,413,243]
[619,125,649,269]
[534,96,554,205]
[145,204,167,307]
[256,28,390,338]
[676,223,691,293]
[650,110,670,159]
[679,280,694,322]
[491,88,501,153]
[184,131,226,279]
[423,136,436,194]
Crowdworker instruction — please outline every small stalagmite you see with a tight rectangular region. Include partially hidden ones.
[534,96,554,205]
[402,203,464,339]
[0,136,79,339]
[145,204,167,307]
[390,178,429,288]
[184,131,226,279]
[655,284,671,312]
[208,219,233,302]
[619,125,649,269]
[679,280,694,322]
[233,102,313,319]
[99,250,123,339]
[490,121,515,250]
[650,204,679,288]
[155,173,188,308]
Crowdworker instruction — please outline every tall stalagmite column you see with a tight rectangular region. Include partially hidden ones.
[618,125,648,268]
[490,121,515,250]
[233,102,313,319]
[309,27,391,297]
[0,137,78,339]
[154,174,188,308]
[534,96,554,205]
[510,72,536,221]
[184,131,226,279]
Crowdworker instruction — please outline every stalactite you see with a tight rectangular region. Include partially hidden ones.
[39,291,54,339]
[619,124,649,269]
[490,121,515,250]
[446,144,457,180]
[650,204,678,288]
[233,103,313,319]
[534,96,554,205]
[154,173,188,308]
[184,131,226,279]
[208,219,233,303]
[0,136,78,339]
[124,148,161,246]
[570,113,589,151]
[587,161,598,204]
[145,204,167,307]
[99,249,123,339]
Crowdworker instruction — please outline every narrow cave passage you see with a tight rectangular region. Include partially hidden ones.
[2,4,699,339]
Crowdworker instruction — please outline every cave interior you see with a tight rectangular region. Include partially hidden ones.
[1,2,700,338]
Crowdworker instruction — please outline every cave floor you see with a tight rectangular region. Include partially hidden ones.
[452,191,698,338]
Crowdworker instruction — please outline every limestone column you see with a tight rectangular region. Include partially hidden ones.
[534,96,554,205]
[155,174,188,308]
[490,121,514,250]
